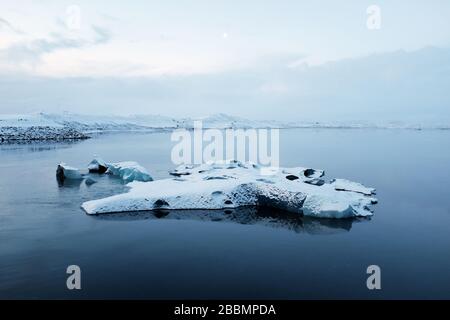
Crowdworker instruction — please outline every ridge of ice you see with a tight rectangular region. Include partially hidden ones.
[330,178,376,196]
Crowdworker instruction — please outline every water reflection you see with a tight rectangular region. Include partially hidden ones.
[92,207,369,235]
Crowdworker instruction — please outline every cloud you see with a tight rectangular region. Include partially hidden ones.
[0,46,449,124]
[0,17,25,35]
[0,24,112,65]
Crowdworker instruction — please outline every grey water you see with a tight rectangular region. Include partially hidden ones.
[1,129,450,299]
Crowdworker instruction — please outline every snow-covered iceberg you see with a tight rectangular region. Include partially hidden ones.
[56,163,83,180]
[82,160,377,218]
[106,161,153,183]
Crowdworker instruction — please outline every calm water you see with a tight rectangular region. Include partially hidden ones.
[1,129,449,299]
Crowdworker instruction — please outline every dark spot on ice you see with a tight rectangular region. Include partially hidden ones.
[153,199,169,208]
[285,175,299,181]
[170,171,191,177]
[212,191,223,196]
[304,169,316,177]
[257,178,275,184]
[224,200,233,205]
[304,179,325,186]
[205,176,228,180]
[89,165,108,174]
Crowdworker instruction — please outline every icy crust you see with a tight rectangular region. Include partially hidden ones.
[82,160,377,218]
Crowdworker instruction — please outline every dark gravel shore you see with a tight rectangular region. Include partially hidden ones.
[0,126,90,142]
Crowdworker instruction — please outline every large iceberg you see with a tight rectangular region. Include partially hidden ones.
[82,160,377,218]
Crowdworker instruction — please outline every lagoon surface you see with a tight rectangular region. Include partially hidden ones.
[1,129,450,299]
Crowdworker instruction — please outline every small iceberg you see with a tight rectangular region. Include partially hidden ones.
[56,163,83,181]
[81,160,377,219]
[106,161,153,183]
[57,158,153,185]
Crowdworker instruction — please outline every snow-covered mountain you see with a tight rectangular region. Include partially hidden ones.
[0,112,279,141]
[0,112,281,133]
[1,112,449,142]
[42,113,179,132]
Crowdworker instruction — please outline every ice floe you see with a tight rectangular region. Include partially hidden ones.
[82,160,377,219]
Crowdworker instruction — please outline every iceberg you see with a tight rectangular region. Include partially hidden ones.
[82,160,377,218]
[106,161,153,183]
[56,163,83,181]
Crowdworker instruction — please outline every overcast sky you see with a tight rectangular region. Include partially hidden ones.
[1,0,450,122]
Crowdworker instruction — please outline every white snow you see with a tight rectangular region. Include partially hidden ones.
[57,163,83,180]
[106,161,153,183]
[82,160,377,218]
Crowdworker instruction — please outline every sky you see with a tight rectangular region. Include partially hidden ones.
[1,0,450,122]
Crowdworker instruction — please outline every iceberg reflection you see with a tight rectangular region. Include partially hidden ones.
[92,206,369,235]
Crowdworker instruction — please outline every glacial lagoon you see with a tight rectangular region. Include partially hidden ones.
[1,128,450,299]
